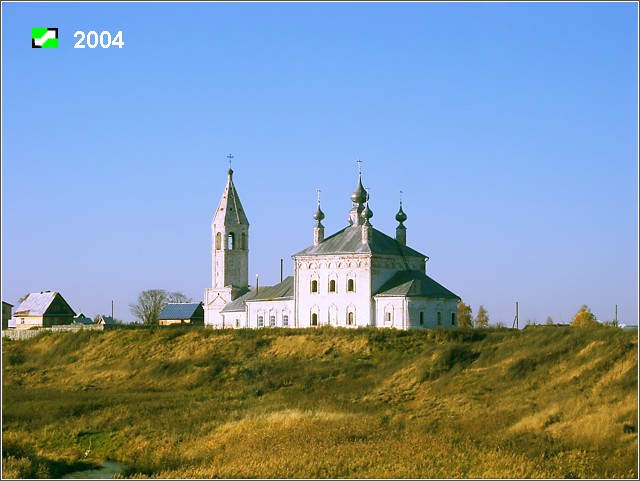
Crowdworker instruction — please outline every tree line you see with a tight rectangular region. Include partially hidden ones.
[457,301,620,329]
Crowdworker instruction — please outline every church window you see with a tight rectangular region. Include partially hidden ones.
[241,232,247,250]
[235,319,240,328]
[269,315,276,327]
[386,312,392,323]
[228,232,235,250]
[347,279,355,292]
[311,280,318,293]
[437,312,442,325]
[451,313,456,326]
[329,279,336,292]
[420,312,424,325]
[347,312,354,325]
[257,315,264,328]
[215,232,222,250]
[311,313,318,326]
[283,315,289,327]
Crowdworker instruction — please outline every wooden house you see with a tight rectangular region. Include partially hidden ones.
[11,292,75,330]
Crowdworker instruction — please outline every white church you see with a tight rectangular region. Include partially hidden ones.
[204,164,460,330]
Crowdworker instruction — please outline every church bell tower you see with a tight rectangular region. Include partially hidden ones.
[204,164,250,327]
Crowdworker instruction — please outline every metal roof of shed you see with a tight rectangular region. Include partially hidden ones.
[158,302,204,320]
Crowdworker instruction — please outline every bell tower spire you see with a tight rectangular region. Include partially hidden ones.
[204,156,250,327]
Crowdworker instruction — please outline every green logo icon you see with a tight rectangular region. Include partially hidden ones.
[32,28,58,48]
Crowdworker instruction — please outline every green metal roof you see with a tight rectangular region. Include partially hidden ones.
[374,270,460,300]
[222,277,294,313]
[293,225,425,258]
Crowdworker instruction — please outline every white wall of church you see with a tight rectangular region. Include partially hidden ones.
[294,255,373,328]
[374,297,458,330]
[408,298,458,329]
[204,287,232,327]
[246,299,295,329]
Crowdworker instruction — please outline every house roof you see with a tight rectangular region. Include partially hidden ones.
[2,301,14,307]
[222,277,294,313]
[96,315,116,325]
[13,291,75,317]
[293,225,425,258]
[374,270,460,300]
[73,317,94,325]
[158,302,203,320]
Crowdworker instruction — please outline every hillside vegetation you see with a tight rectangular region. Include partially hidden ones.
[2,326,637,478]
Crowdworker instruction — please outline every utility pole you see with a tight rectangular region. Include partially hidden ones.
[280,259,283,283]
[111,300,114,321]
[256,274,259,295]
[512,301,519,329]
[615,304,618,326]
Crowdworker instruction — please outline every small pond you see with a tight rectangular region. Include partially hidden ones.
[61,461,124,479]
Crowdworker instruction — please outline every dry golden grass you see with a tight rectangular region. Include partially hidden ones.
[2,326,637,478]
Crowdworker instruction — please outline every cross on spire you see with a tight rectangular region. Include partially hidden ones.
[227,154,234,169]
[400,190,403,206]
[356,158,362,175]
[316,188,321,205]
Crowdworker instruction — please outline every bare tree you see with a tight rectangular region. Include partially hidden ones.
[130,289,168,325]
[167,292,193,303]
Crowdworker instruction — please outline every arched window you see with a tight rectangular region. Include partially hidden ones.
[311,313,318,326]
[386,312,392,323]
[228,232,235,250]
[347,312,354,325]
[257,315,264,328]
[451,313,456,326]
[329,279,336,292]
[283,315,289,327]
[437,312,442,325]
[241,232,247,250]
[215,232,222,250]
[269,315,276,327]
[347,279,355,292]
[420,312,424,325]
[311,280,318,293]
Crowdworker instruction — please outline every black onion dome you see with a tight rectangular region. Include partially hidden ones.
[351,175,368,204]
[362,203,373,220]
[313,204,325,222]
[395,205,407,223]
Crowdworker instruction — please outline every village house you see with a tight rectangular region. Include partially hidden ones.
[204,164,460,329]
[95,315,116,326]
[73,313,95,325]
[2,301,13,330]
[158,302,205,326]
[11,291,76,330]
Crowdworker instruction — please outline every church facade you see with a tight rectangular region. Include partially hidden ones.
[204,166,460,330]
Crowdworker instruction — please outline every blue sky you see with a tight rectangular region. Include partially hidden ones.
[2,2,638,326]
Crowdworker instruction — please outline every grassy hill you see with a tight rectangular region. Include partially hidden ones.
[2,326,637,478]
